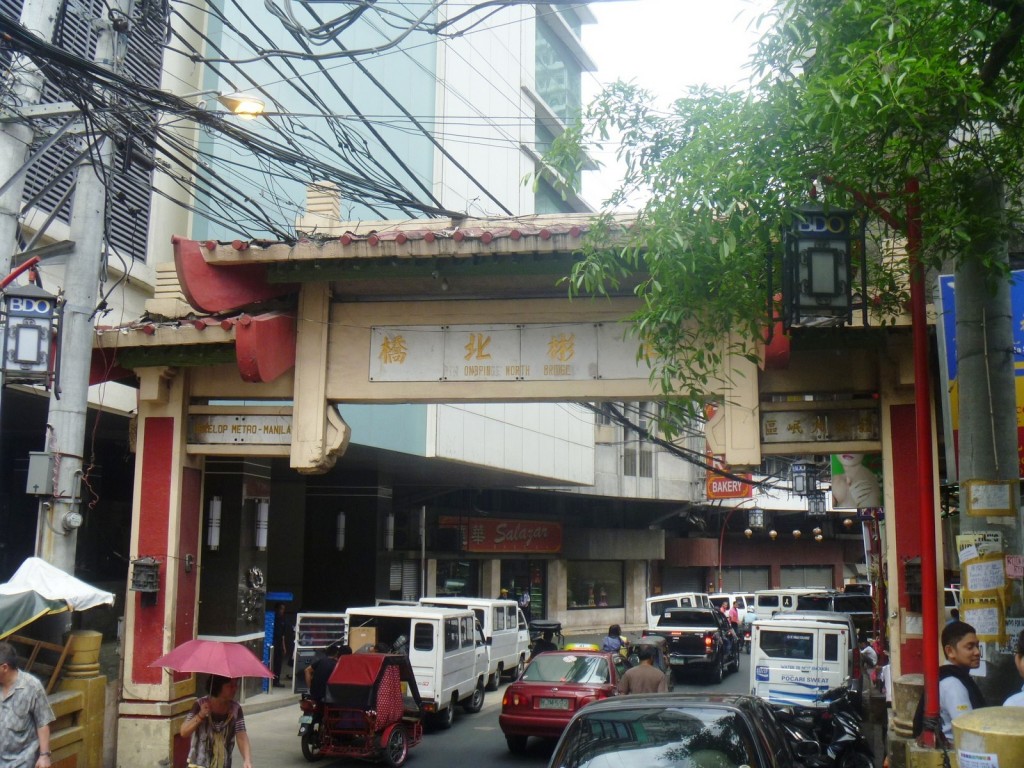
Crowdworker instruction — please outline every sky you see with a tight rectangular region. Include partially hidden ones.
[579,0,774,205]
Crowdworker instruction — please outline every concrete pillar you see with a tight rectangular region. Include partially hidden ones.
[116,367,202,768]
[482,559,502,599]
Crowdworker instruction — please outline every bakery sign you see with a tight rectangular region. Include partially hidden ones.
[439,516,562,553]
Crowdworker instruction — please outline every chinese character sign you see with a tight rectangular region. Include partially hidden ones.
[369,323,648,382]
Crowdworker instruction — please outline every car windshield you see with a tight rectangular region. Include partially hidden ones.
[658,611,711,628]
[551,705,759,768]
[523,654,610,684]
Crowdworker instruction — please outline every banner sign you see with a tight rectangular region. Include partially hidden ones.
[438,515,562,553]
[937,272,1024,479]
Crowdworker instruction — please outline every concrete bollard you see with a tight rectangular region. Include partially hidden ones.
[953,707,1024,764]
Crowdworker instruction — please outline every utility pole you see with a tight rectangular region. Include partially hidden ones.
[32,1,130,572]
[954,172,1021,705]
[0,0,63,272]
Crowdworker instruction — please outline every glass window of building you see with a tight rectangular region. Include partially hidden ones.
[567,561,624,609]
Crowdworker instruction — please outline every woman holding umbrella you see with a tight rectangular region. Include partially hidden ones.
[180,675,253,768]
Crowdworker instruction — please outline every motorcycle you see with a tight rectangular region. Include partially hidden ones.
[773,685,873,768]
[297,696,322,762]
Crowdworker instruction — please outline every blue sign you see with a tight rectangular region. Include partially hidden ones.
[938,271,1024,381]
[755,665,769,681]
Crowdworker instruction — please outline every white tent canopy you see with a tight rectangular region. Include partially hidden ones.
[0,557,115,611]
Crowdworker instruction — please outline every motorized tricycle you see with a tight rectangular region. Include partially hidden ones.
[298,652,423,766]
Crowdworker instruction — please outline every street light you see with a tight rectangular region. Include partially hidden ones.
[178,89,266,118]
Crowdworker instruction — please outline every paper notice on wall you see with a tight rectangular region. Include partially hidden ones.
[1006,554,1024,579]
[957,532,1003,558]
[965,557,1006,593]
[958,544,979,564]
[962,603,1002,640]
[958,750,999,768]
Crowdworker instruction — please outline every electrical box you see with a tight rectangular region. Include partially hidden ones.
[26,451,54,495]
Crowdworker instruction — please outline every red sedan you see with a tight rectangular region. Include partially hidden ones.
[499,649,629,753]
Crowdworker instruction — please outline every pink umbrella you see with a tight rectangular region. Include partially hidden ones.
[149,638,274,679]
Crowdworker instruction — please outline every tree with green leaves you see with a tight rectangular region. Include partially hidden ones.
[547,0,1024,411]
[547,0,1024,712]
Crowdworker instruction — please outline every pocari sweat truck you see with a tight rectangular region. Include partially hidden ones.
[749,616,853,707]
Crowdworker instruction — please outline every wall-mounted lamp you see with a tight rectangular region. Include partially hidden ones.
[747,508,765,530]
[336,511,346,551]
[768,529,778,540]
[791,462,817,496]
[792,529,803,539]
[385,512,395,551]
[814,534,824,542]
[743,528,753,538]
[255,498,269,551]
[812,526,823,536]
[2,281,59,388]
[843,517,855,528]
[207,496,222,551]
[808,491,828,517]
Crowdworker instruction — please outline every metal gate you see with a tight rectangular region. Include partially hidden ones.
[663,567,707,593]
[780,566,833,589]
[720,566,770,592]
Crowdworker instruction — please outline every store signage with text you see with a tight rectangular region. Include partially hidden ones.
[439,515,562,553]
[706,454,752,499]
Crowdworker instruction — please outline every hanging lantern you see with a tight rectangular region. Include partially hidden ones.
[747,508,765,530]
[791,462,818,496]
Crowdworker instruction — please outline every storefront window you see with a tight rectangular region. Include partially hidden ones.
[436,560,477,596]
[501,561,546,621]
[567,561,624,609]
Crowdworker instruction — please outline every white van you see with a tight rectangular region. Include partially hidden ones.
[419,597,530,689]
[709,593,753,625]
[646,592,711,630]
[344,604,489,728]
[751,588,830,621]
[749,616,853,708]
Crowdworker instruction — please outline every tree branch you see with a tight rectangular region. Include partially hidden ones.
[980,2,1024,85]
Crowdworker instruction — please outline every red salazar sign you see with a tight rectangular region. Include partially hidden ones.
[438,516,562,553]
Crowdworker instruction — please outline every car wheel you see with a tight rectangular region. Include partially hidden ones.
[433,696,456,730]
[506,735,528,754]
[514,655,526,679]
[730,650,741,674]
[486,664,502,691]
[382,725,408,768]
[707,657,724,684]
[463,680,485,713]
[300,725,322,762]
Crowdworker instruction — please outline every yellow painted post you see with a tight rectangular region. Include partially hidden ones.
[954,707,1024,764]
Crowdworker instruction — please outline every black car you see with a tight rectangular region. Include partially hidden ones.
[547,693,799,768]
[654,607,741,684]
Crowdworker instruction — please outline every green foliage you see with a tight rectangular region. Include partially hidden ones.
[546,0,1024,410]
